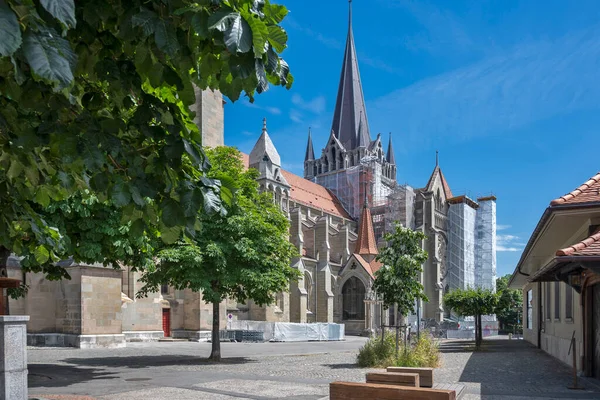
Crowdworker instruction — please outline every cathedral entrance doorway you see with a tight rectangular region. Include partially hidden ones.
[162,308,171,338]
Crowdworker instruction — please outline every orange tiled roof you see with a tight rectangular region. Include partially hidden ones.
[550,172,600,206]
[240,153,351,219]
[354,205,378,255]
[281,170,351,219]
[556,230,600,257]
[353,254,383,278]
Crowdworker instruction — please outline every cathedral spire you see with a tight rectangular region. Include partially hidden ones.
[330,0,371,150]
[354,197,378,256]
[304,128,315,161]
[386,132,396,165]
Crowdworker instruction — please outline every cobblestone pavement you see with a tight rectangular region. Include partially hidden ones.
[28,337,600,399]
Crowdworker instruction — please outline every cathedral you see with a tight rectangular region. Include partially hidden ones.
[5,3,496,347]
[240,2,497,328]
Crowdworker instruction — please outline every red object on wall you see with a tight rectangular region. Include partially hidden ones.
[162,309,171,337]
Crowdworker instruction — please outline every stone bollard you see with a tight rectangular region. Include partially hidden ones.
[0,315,29,400]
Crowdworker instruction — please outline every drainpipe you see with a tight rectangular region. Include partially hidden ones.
[537,281,542,349]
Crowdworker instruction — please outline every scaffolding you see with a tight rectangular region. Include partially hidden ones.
[447,199,477,292]
[316,156,404,242]
[475,197,497,293]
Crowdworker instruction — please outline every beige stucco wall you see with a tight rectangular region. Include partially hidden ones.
[522,281,584,371]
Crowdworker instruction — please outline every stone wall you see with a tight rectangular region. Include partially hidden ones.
[121,269,162,333]
[191,87,224,148]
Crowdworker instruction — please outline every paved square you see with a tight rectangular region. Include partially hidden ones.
[28,337,600,399]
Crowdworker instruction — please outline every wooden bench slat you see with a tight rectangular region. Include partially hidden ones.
[330,381,456,400]
[366,372,420,387]
[387,366,434,387]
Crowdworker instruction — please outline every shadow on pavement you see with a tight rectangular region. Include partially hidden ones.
[60,355,255,369]
[323,362,360,369]
[447,338,600,399]
[29,364,118,388]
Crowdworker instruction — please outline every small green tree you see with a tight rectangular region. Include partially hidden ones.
[137,147,299,361]
[444,288,498,348]
[495,274,523,333]
[373,223,428,325]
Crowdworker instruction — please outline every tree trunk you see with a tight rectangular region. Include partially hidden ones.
[474,314,480,349]
[0,246,11,316]
[477,314,483,348]
[209,301,221,361]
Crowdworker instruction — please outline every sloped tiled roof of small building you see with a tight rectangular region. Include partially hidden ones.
[550,172,600,206]
[556,230,600,257]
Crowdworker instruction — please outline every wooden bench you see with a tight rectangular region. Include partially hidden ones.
[387,366,434,387]
[366,371,419,387]
[330,381,456,400]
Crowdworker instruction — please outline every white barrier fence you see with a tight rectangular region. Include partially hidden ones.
[228,320,345,342]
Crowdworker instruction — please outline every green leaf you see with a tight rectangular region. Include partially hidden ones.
[245,14,269,58]
[223,13,252,54]
[129,185,145,207]
[208,10,237,31]
[182,139,204,167]
[40,0,76,29]
[255,59,268,94]
[34,187,51,207]
[23,29,76,88]
[155,20,180,57]
[267,26,287,53]
[161,199,185,227]
[7,160,24,180]
[111,182,131,207]
[159,221,182,244]
[131,8,158,37]
[191,11,209,39]
[0,0,22,56]
[34,245,50,264]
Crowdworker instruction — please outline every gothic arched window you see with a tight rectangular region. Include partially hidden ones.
[342,277,365,320]
[305,271,314,313]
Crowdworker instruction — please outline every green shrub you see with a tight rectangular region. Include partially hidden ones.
[395,333,440,368]
[356,332,396,367]
[357,331,440,368]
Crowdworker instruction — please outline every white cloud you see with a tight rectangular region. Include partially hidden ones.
[370,24,600,141]
[242,101,281,115]
[497,246,521,252]
[241,130,254,136]
[497,233,524,253]
[497,224,512,231]
[289,109,303,123]
[291,94,326,114]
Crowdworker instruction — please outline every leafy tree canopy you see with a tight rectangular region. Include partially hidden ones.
[137,146,299,359]
[444,287,498,318]
[0,0,293,279]
[495,274,523,331]
[373,223,428,319]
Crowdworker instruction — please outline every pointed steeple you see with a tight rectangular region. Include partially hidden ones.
[425,151,453,199]
[354,203,378,256]
[330,0,371,151]
[386,133,396,164]
[304,128,315,161]
[249,118,281,167]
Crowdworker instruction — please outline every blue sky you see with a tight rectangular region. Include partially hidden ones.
[223,0,600,278]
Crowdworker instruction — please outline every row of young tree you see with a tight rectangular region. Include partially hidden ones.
[444,275,523,348]
[0,0,298,361]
